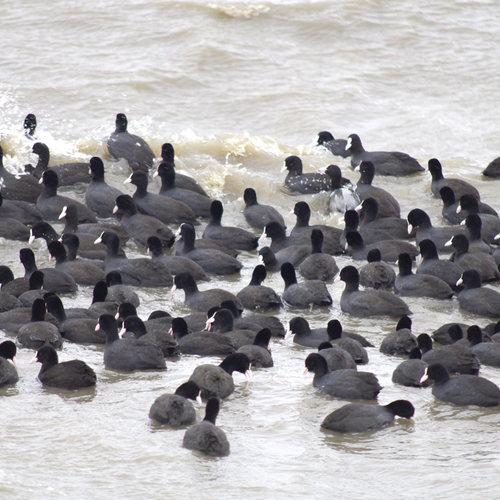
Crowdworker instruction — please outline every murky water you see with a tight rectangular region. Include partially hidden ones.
[1,1,500,499]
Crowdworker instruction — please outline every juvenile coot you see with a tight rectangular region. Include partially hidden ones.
[30,345,96,390]
[395,253,454,299]
[420,363,500,407]
[188,352,251,400]
[335,265,411,317]
[107,113,155,172]
[303,353,381,400]
[345,134,424,176]
[149,381,202,426]
[281,155,331,194]
[281,263,333,308]
[97,314,166,371]
[203,200,258,251]
[243,188,286,229]
[182,398,230,457]
[321,400,414,432]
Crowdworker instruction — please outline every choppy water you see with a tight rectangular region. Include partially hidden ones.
[1,1,500,499]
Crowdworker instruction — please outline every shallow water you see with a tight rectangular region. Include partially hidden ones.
[1,1,500,499]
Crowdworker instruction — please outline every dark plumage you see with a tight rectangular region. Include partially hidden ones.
[395,252,454,298]
[97,314,166,371]
[345,134,424,176]
[149,381,202,426]
[237,328,274,368]
[316,131,350,158]
[336,265,411,317]
[113,194,175,249]
[321,400,414,433]
[182,398,230,457]
[36,170,96,223]
[420,363,500,407]
[243,187,286,229]
[0,341,19,386]
[357,198,409,239]
[380,316,418,356]
[456,270,500,318]
[95,231,173,287]
[203,200,258,251]
[175,223,242,275]
[188,352,251,400]
[125,170,198,226]
[304,353,382,400]
[236,265,281,310]
[299,229,339,281]
[173,272,243,313]
[281,262,333,308]
[107,113,155,172]
[428,158,480,200]
[359,249,396,290]
[30,345,96,390]
[85,157,124,217]
[392,348,430,387]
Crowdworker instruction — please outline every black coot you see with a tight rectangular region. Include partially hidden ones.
[149,381,202,426]
[467,325,500,367]
[0,341,19,386]
[336,265,411,317]
[237,328,274,368]
[243,187,286,229]
[304,353,381,400]
[97,314,166,371]
[281,263,333,308]
[182,398,230,456]
[299,229,339,281]
[379,316,418,356]
[188,352,251,400]
[113,194,175,249]
[173,272,243,313]
[395,253,454,298]
[36,170,96,223]
[345,134,424,176]
[357,198,409,239]
[359,249,396,290]
[236,265,282,310]
[321,400,414,432]
[95,231,173,287]
[30,345,96,390]
[420,363,500,407]
[107,113,155,172]
[316,131,350,158]
[203,200,258,251]
[85,157,124,218]
[392,348,430,387]
[428,158,480,200]
[456,269,500,317]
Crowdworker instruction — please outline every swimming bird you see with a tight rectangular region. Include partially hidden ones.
[182,398,230,456]
[321,400,414,432]
[242,187,286,229]
[316,131,350,158]
[345,134,424,176]
[30,345,96,390]
[107,113,155,172]
[0,341,19,386]
[281,155,331,194]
